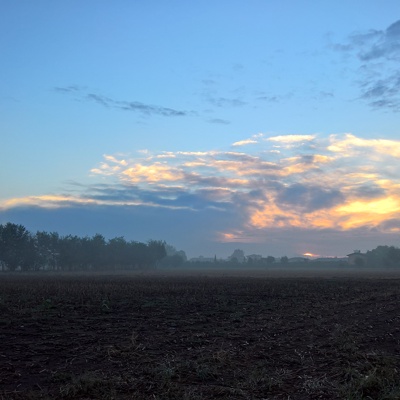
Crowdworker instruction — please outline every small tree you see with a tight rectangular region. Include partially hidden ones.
[160,254,185,268]
[280,256,289,264]
[35,231,60,270]
[146,240,167,269]
[0,223,31,271]
[229,249,245,263]
[266,256,275,264]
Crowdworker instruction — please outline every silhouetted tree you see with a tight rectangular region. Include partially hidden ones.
[146,240,167,269]
[160,244,186,268]
[87,234,107,270]
[0,223,31,271]
[354,256,365,267]
[229,249,245,263]
[107,236,127,269]
[0,222,167,272]
[58,235,83,271]
[130,241,149,269]
[366,245,400,267]
[35,231,60,270]
[20,235,39,271]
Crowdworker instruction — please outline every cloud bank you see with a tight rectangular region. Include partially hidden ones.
[2,132,400,256]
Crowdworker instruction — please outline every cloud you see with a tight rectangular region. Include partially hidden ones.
[207,118,230,124]
[318,91,334,99]
[359,71,400,112]
[333,20,400,112]
[54,85,82,93]
[207,96,247,107]
[353,184,386,199]
[232,139,258,147]
[115,100,188,117]
[328,133,400,158]
[232,133,265,147]
[334,20,400,61]
[3,133,400,255]
[276,184,345,213]
[356,20,400,61]
[267,134,316,144]
[256,95,280,103]
[56,86,190,117]
[255,92,293,103]
[0,203,239,257]
[380,218,400,233]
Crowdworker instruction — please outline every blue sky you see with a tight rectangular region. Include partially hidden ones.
[2,1,400,258]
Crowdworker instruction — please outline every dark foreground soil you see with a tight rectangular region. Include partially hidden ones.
[1,270,400,399]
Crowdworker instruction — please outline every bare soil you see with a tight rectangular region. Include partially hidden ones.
[1,269,400,399]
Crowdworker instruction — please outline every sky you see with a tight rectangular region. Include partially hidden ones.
[1,1,400,259]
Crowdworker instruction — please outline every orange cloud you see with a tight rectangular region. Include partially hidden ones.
[328,134,400,158]
[122,163,184,183]
[244,193,400,233]
[0,195,98,209]
[4,133,400,242]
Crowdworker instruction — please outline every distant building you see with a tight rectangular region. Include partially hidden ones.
[347,250,367,266]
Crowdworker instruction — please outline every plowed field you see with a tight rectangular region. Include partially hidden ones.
[1,270,400,399]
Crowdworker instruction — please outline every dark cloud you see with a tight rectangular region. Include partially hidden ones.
[224,152,261,163]
[256,95,279,103]
[82,184,143,202]
[318,91,334,99]
[54,85,81,93]
[87,93,111,108]
[352,185,386,199]
[201,79,216,86]
[255,91,293,103]
[0,203,238,258]
[4,203,400,258]
[56,87,190,117]
[379,218,400,232]
[277,184,344,212]
[171,192,231,211]
[115,100,188,116]
[299,155,316,164]
[181,172,250,189]
[334,20,400,112]
[207,97,247,107]
[207,118,230,124]
[337,20,400,61]
[358,20,400,61]
[359,71,400,111]
[79,183,232,212]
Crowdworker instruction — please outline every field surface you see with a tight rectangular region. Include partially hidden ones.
[1,269,400,399]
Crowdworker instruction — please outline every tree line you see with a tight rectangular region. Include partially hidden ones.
[365,246,400,268]
[0,222,167,272]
